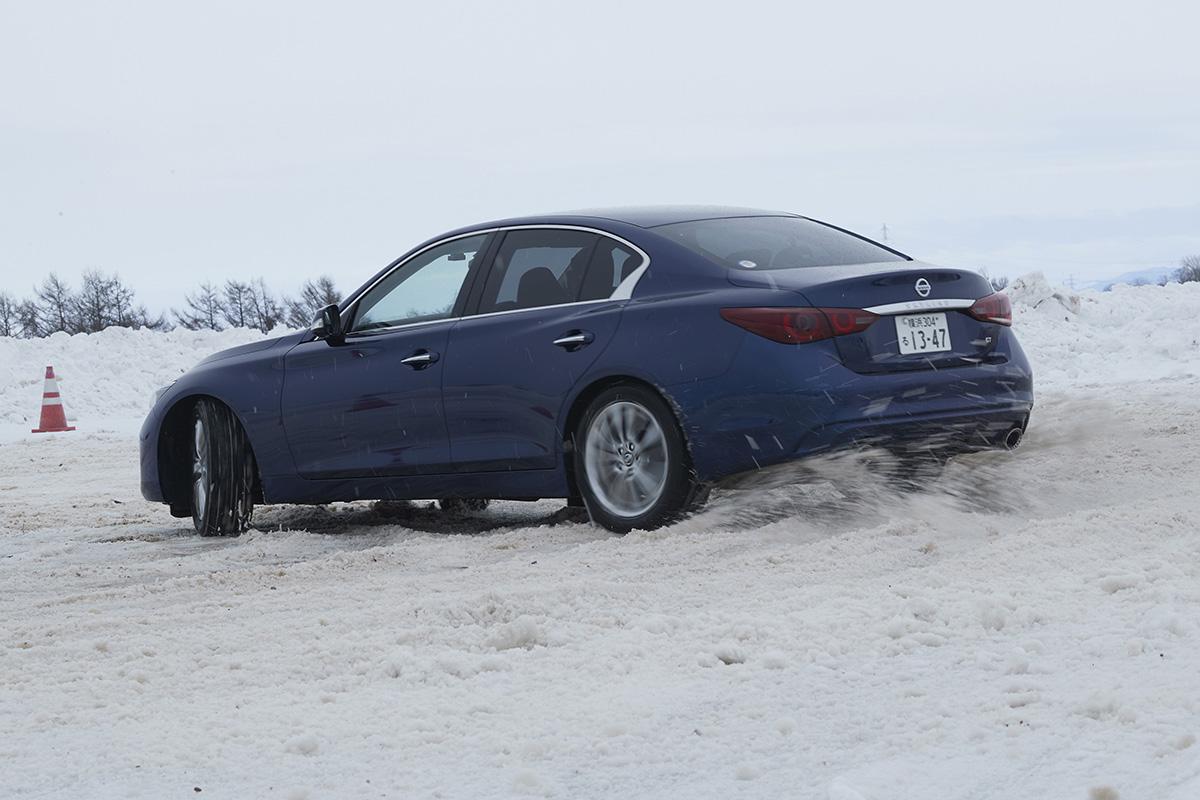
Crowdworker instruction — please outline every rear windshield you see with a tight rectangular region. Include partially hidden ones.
[654,216,907,270]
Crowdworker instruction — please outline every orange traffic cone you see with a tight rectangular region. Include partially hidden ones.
[31,366,76,433]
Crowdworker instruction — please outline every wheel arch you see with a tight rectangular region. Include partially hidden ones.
[560,375,695,499]
[157,393,263,514]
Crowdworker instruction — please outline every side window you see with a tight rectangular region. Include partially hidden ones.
[476,230,598,314]
[580,237,642,301]
[350,234,489,333]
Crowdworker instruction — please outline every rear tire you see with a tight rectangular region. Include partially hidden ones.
[573,384,707,533]
[191,399,256,536]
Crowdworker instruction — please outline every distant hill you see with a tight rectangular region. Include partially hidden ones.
[1078,266,1177,291]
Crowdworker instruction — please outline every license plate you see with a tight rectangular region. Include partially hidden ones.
[895,312,952,355]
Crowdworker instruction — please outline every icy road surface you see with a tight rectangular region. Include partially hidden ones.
[2,382,1199,800]
[3,277,1200,798]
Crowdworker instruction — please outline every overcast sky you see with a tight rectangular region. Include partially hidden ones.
[2,0,1198,311]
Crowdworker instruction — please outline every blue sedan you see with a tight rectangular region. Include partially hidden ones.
[141,206,1033,534]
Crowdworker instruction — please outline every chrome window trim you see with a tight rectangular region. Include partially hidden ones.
[454,297,612,325]
[864,298,975,315]
[345,298,617,338]
[333,224,651,337]
[343,315,458,339]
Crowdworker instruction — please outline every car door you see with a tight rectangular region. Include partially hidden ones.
[280,232,492,479]
[441,228,645,472]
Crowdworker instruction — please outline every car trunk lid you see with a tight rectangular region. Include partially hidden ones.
[727,261,1006,373]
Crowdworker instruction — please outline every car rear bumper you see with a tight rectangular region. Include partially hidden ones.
[666,330,1034,482]
[789,402,1031,458]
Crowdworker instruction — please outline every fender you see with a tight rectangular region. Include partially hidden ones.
[141,333,302,504]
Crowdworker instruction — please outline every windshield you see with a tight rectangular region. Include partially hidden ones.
[654,216,907,270]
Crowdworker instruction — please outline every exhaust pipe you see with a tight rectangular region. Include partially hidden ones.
[1004,427,1024,450]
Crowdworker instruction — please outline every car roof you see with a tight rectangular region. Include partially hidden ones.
[559,205,795,228]
[459,205,796,232]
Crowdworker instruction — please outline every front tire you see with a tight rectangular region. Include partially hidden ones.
[192,399,256,536]
[573,385,706,533]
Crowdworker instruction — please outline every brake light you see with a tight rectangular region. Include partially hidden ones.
[823,308,878,336]
[720,307,877,344]
[967,292,1012,326]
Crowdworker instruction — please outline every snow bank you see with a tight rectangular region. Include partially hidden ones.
[1010,272,1200,389]
[0,327,293,435]
[0,273,1197,435]
[1007,271,1084,315]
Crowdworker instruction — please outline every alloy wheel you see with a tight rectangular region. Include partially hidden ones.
[192,416,209,520]
[583,401,669,518]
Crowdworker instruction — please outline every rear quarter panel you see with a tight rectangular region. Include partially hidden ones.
[562,233,813,472]
[592,233,767,388]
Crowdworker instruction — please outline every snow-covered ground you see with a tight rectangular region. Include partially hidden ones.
[1,276,1199,799]
[0,326,294,440]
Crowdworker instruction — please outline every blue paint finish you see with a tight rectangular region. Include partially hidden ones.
[141,206,1034,510]
[139,331,304,502]
[667,328,1032,481]
[443,302,624,472]
[280,324,454,478]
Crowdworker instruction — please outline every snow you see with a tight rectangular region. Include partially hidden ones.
[1076,266,1177,292]
[1010,273,1200,388]
[0,327,296,439]
[1,275,1199,799]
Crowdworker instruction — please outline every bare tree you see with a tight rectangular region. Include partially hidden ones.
[221,277,282,332]
[139,307,166,330]
[107,275,136,327]
[17,300,41,338]
[0,292,17,337]
[10,272,342,337]
[978,268,1009,293]
[222,280,254,328]
[247,278,282,333]
[174,283,226,331]
[122,302,166,330]
[285,275,340,328]
[73,271,118,332]
[34,274,75,334]
[69,271,164,332]
[1177,255,1200,284]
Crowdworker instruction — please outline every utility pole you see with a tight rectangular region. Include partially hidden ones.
[880,223,889,243]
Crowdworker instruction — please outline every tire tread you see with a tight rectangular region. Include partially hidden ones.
[193,399,255,537]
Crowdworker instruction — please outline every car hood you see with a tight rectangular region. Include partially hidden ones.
[195,332,306,367]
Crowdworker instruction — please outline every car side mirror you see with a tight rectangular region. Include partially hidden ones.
[314,303,344,344]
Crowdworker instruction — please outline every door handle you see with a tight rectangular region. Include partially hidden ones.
[400,349,439,369]
[552,330,594,350]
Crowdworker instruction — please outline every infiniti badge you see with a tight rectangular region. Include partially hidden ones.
[914,277,931,298]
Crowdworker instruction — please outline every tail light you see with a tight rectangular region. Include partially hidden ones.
[823,308,878,336]
[720,307,877,344]
[967,293,1012,326]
